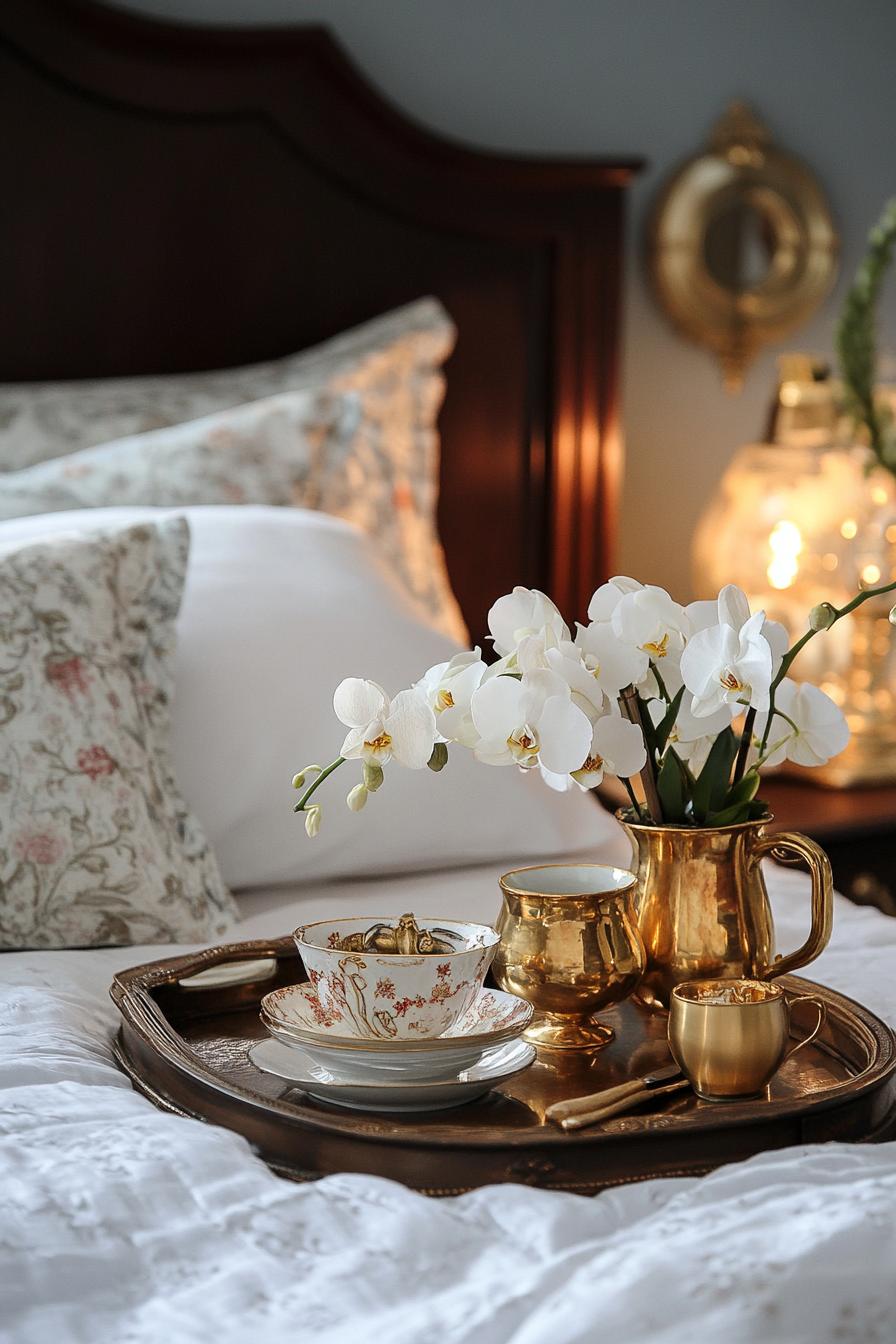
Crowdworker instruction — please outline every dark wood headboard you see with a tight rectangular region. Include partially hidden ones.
[0,0,641,643]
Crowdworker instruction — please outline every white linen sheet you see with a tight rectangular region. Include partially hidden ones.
[3,832,896,1344]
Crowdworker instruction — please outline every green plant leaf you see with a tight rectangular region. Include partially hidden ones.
[704,802,752,828]
[654,685,685,756]
[836,198,896,478]
[721,769,761,810]
[691,727,739,824]
[705,794,771,828]
[656,750,686,823]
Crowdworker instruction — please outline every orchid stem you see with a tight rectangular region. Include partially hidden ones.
[650,660,672,705]
[619,774,646,821]
[619,685,664,824]
[294,757,346,812]
[732,707,756,786]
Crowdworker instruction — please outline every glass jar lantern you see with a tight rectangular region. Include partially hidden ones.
[692,375,896,786]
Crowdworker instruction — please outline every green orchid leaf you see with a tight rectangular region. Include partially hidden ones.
[654,685,686,756]
[705,794,771,828]
[704,801,752,828]
[691,727,739,824]
[656,750,686,823]
[721,769,761,810]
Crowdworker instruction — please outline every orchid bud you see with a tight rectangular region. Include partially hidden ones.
[808,602,837,632]
[304,805,322,837]
[362,762,384,792]
[292,771,306,790]
[347,783,368,812]
[427,742,449,772]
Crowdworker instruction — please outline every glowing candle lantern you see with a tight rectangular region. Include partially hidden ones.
[692,368,896,786]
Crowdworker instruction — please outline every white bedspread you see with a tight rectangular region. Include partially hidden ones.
[3,848,896,1344]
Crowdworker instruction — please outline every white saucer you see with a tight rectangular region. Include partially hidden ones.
[260,984,533,1082]
[248,1036,536,1112]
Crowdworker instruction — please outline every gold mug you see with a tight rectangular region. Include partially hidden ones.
[493,864,645,1050]
[668,978,827,1101]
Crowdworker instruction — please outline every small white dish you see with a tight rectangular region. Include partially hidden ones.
[248,1036,536,1112]
[261,984,533,1081]
[179,957,277,990]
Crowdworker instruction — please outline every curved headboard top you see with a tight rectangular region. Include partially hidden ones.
[0,0,643,639]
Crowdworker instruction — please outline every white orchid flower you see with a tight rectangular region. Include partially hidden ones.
[614,587,690,663]
[586,575,643,621]
[680,584,774,717]
[512,631,615,722]
[514,630,554,674]
[333,678,437,769]
[570,711,648,788]
[587,578,690,663]
[575,620,649,697]
[542,644,608,721]
[514,633,607,721]
[417,650,486,748]
[687,596,789,675]
[471,667,592,774]
[487,587,570,658]
[754,679,850,768]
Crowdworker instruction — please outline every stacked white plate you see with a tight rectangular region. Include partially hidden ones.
[252,982,536,1112]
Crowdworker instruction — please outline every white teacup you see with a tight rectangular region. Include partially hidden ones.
[293,914,499,1041]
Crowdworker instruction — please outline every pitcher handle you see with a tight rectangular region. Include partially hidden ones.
[749,830,834,980]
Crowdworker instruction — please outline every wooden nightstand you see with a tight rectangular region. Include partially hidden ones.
[595,776,896,917]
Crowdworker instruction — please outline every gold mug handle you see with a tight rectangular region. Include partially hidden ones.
[750,829,834,980]
[782,994,827,1063]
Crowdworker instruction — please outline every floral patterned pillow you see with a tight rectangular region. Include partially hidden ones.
[0,300,467,645]
[0,516,238,949]
[0,389,350,517]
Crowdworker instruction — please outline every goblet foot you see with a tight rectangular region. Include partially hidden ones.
[523,1012,615,1051]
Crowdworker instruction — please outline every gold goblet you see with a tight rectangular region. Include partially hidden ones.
[493,865,646,1050]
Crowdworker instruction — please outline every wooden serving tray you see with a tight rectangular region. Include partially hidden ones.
[111,937,896,1197]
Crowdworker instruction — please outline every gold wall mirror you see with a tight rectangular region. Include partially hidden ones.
[649,102,839,391]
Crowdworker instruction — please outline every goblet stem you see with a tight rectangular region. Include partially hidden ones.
[523,1013,615,1051]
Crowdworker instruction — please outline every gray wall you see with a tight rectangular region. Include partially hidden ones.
[111,0,896,601]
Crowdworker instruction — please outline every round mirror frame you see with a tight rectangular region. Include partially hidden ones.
[649,102,839,392]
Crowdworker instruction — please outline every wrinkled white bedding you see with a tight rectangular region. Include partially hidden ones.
[3,846,896,1344]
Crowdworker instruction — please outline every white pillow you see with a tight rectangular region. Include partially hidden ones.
[0,299,466,645]
[0,507,621,891]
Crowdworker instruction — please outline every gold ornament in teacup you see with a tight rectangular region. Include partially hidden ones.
[293,913,499,1041]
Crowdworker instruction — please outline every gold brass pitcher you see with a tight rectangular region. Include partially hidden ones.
[618,813,833,1007]
[493,864,645,1050]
